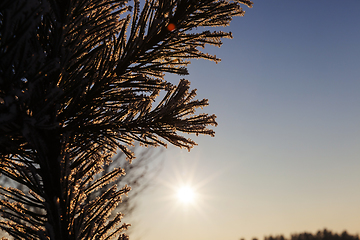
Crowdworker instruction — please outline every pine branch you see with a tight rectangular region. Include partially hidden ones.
[0,0,253,239]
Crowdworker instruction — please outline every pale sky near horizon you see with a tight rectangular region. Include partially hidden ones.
[127,1,360,240]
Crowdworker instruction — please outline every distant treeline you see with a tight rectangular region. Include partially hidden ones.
[243,229,359,240]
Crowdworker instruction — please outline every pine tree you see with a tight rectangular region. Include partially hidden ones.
[0,0,253,239]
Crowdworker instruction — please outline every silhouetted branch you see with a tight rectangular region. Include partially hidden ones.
[0,0,252,239]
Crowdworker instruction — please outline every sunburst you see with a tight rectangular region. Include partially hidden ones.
[177,186,196,204]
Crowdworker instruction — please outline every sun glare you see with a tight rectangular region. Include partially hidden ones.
[177,186,195,203]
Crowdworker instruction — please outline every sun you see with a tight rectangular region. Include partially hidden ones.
[177,186,195,203]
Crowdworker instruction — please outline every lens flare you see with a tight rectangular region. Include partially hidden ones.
[167,23,176,31]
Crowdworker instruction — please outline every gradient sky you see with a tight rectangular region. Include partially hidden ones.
[128,1,360,240]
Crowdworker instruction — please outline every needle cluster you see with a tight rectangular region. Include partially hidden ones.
[0,0,252,239]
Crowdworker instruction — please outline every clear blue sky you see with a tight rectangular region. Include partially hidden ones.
[129,1,360,240]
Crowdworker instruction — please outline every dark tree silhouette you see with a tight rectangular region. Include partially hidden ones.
[263,229,360,240]
[101,146,163,221]
[0,0,253,239]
